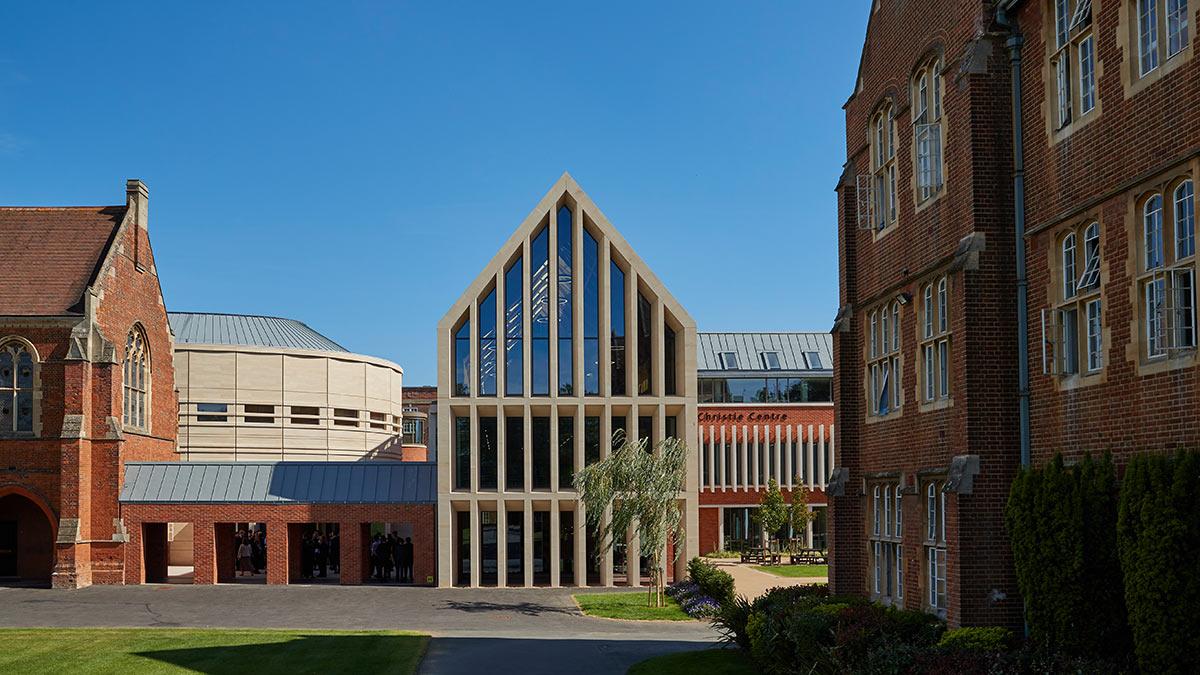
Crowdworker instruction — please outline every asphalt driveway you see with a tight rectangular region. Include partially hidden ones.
[0,584,717,674]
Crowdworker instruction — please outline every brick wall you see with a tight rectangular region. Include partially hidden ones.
[833,1,1023,628]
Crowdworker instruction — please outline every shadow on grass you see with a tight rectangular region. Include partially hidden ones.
[133,633,425,675]
[438,600,577,616]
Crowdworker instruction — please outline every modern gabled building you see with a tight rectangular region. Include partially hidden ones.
[436,173,699,588]
[696,332,835,555]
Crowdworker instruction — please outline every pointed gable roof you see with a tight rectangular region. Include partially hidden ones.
[438,172,695,332]
[0,205,127,315]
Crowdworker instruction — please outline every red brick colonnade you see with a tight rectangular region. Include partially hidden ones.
[122,503,435,586]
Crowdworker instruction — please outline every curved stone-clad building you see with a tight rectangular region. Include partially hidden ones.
[171,312,409,461]
[437,173,699,588]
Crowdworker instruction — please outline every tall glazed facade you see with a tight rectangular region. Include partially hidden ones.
[436,173,698,588]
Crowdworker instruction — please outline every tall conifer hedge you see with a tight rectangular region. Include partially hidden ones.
[1116,451,1200,674]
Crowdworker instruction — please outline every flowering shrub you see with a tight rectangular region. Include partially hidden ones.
[681,595,721,618]
[665,581,699,599]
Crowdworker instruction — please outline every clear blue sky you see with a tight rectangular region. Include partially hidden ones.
[1,2,868,384]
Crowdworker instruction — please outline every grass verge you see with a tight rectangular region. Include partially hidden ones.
[0,628,427,675]
[627,648,756,674]
[752,564,828,578]
[574,591,693,621]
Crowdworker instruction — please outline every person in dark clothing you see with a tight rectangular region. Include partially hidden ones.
[382,534,395,582]
[300,533,313,580]
[370,534,383,581]
[329,531,340,573]
[315,533,328,578]
[401,537,414,583]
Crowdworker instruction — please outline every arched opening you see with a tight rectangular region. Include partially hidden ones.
[0,488,56,585]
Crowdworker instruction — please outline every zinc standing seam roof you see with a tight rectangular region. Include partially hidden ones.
[119,462,437,504]
[168,312,348,352]
[697,332,833,374]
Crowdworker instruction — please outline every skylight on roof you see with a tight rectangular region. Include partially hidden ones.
[719,351,740,370]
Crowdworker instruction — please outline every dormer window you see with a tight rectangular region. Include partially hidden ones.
[719,352,740,370]
[805,351,823,369]
[760,352,782,370]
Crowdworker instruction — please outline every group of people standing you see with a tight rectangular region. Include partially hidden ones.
[234,528,266,577]
[299,529,340,580]
[370,533,415,583]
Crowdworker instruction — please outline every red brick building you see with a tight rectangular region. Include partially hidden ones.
[832,0,1198,629]
[0,180,177,587]
[696,333,834,554]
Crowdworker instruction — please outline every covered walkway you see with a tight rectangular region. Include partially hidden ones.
[119,461,437,586]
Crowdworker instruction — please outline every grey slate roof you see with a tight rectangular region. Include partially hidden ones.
[168,312,348,353]
[119,462,436,504]
[697,332,833,374]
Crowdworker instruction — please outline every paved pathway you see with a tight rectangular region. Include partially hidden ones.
[708,559,827,599]
[0,584,716,674]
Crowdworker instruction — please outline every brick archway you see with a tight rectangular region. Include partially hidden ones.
[0,485,58,581]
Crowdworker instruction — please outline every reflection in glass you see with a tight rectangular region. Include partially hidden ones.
[506,510,523,585]
[454,416,470,490]
[637,292,652,394]
[611,262,626,395]
[531,225,550,395]
[532,417,551,489]
[479,288,497,396]
[638,415,653,450]
[454,320,470,396]
[559,416,574,489]
[583,230,600,395]
[479,416,497,489]
[585,416,601,467]
[558,206,574,395]
[665,415,677,441]
[506,416,524,490]
[505,258,523,396]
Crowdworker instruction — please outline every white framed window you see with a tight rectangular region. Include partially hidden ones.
[719,351,740,370]
[1139,181,1197,361]
[925,480,948,614]
[1051,0,1096,130]
[920,276,952,402]
[0,340,36,434]
[913,59,945,203]
[870,104,898,232]
[1140,0,1161,75]
[867,301,902,416]
[894,487,902,537]
[1167,0,1190,57]
[122,325,150,431]
[1045,221,1104,376]
[869,481,903,603]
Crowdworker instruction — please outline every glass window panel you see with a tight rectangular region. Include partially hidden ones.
[583,230,600,395]
[610,261,626,395]
[559,416,574,489]
[532,417,551,489]
[557,206,574,396]
[455,417,470,490]
[637,292,652,395]
[726,378,765,403]
[611,415,627,450]
[505,258,523,396]
[1176,181,1195,260]
[664,325,677,396]
[454,319,471,397]
[479,288,497,396]
[584,417,601,466]
[531,225,550,395]
[479,417,498,490]
[506,416,525,490]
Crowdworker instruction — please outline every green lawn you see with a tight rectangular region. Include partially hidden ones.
[752,564,828,578]
[628,648,756,674]
[574,591,693,621]
[0,628,427,675]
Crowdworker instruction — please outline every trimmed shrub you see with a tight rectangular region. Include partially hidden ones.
[1117,450,1200,674]
[687,557,735,607]
[937,626,1013,653]
[1005,453,1128,657]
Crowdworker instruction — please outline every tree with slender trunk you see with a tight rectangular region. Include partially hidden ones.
[575,430,688,608]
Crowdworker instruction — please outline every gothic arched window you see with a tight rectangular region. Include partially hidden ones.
[0,340,36,433]
[123,326,150,430]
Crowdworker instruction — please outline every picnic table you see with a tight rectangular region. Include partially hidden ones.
[740,546,782,565]
[790,548,828,565]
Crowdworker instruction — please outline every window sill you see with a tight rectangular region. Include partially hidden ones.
[1049,107,1100,144]
[917,396,953,414]
[0,432,37,440]
[912,190,945,215]
[865,408,904,425]
[1138,349,1197,377]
